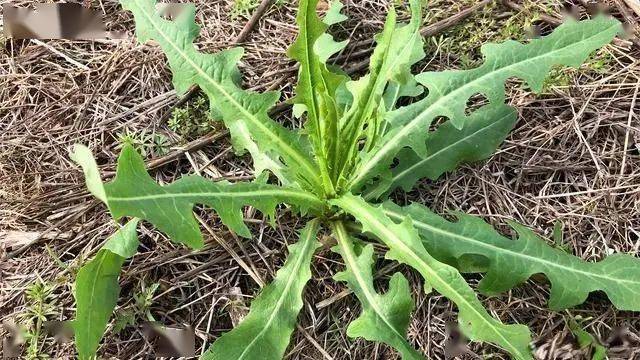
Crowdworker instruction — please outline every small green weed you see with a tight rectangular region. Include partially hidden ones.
[16,280,58,360]
[231,0,260,18]
[111,310,136,335]
[112,282,160,334]
[117,129,170,157]
[568,316,607,360]
[133,282,160,322]
[168,94,217,138]
[230,0,286,19]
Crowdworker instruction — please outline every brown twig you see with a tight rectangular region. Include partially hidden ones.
[236,0,276,43]
[145,130,230,171]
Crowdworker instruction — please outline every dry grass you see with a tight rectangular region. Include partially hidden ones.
[1,0,639,359]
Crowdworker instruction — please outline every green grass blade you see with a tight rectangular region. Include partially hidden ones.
[349,16,621,192]
[71,144,324,249]
[364,104,517,199]
[383,202,640,311]
[331,195,532,359]
[331,221,424,360]
[74,220,139,360]
[202,220,321,360]
[121,0,322,191]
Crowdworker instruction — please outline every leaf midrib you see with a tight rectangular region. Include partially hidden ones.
[299,1,322,130]
[236,225,316,359]
[364,111,512,199]
[80,251,116,356]
[384,208,640,287]
[334,223,409,346]
[108,188,322,206]
[340,198,528,359]
[350,23,619,188]
[136,4,320,189]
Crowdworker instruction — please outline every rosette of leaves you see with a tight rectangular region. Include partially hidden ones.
[71,0,639,359]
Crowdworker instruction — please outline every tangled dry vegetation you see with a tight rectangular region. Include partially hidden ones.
[1,0,639,358]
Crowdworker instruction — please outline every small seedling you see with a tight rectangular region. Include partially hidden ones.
[17,280,58,359]
[568,317,607,360]
[117,129,170,157]
[168,94,216,138]
[231,0,261,19]
[112,282,160,334]
[134,282,160,322]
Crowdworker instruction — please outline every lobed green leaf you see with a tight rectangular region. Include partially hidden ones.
[350,16,621,193]
[202,220,321,360]
[331,221,423,359]
[331,194,532,360]
[383,201,640,311]
[72,144,324,249]
[121,0,322,191]
[364,104,517,200]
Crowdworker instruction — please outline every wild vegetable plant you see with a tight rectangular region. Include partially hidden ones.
[70,0,640,359]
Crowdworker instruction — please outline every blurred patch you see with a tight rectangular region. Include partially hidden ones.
[525,23,543,39]
[141,322,195,358]
[581,2,612,17]
[42,321,73,344]
[226,287,249,327]
[2,3,123,39]
[156,3,191,20]
[443,320,472,359]
[605,325,640,357]
[1,321,23,358]
[560,3,582,20]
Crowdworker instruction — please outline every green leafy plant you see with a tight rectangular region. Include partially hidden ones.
[117,128,170,157]
[568,317,607,360]
[70,0,638,359]
[17,280,58,360]
[168,94,217,138]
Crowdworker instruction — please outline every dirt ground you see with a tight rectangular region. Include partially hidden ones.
[1,0,639,359]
